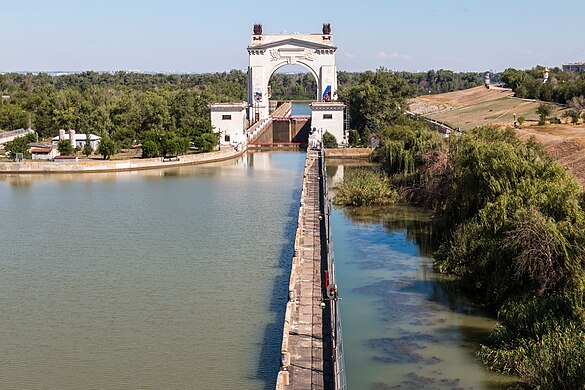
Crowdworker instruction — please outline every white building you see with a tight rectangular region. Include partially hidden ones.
[210,102,247,146]
[310,102,346,146]
[51,129,101,151]
[30,146,58,160]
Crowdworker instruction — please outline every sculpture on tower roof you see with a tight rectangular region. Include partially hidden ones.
[253,24,263,35]
[322,23,331,35]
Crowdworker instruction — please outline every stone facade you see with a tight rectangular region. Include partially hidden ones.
[310,102,346,146]
[210,102,247,146]
[248,29,338,121]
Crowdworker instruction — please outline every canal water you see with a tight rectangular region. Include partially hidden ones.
[291,101,312,117]
[327,163,514,389]
[0,152,305,389]
[0,152,514,389]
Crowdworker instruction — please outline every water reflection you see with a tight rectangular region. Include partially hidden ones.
[328,164,514,389]
[0,153,258,187]
[0,151,304,389]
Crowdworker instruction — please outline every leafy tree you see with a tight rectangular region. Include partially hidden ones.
[4,132,37,159]
[536,103,553,125]
[160,132,190,157]
[57,139,74,155]
[408,126,585,387]
[348,129,360,147]
[340,68,415,142]
[141,139,160,158]
[111,128,136,149]
[322,131,338,148]
[193,132,218,153]
[0,104,29,130]
[97,138,119,160]
[82,134,93,156]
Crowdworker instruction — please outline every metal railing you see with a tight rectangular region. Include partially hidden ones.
[319,147,347,390]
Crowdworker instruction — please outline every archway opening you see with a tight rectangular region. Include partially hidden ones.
[268,64,318,102]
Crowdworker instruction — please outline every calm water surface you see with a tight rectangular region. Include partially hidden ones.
[0,151,305,389]
[291,101,311,116]
[328,164,514,389]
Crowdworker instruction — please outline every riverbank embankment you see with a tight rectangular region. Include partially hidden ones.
[325,148,372,159]
[0,146,245,174]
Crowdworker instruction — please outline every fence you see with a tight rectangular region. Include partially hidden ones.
[319,147,347,390]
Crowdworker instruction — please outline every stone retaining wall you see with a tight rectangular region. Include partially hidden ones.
[0,147,245,174]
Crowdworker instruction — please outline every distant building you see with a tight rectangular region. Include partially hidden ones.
[310,102,347,146]
[30,146,58,160]
[210,103,247,146]
[562,62,585,74]
[51,129,101,151]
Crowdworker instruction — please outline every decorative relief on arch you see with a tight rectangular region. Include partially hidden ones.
[300,49,314,61]
[269,49,281,61]
[269,48,314,62]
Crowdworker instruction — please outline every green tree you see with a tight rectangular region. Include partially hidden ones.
[340,68,415,142]
[193,132,218,153]
[0,104,29,130]
[57,139,74,156]
[82,134,93,156]
[141,139,160,158]
[160,132,190,157]
[348,129,360,147]
[536,103,553,125]
[4,132,37,159]
[322,131,338,148]
[97,138,119,160]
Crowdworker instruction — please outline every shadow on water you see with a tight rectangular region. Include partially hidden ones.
[340,205,438,256]
[253,187,301,389]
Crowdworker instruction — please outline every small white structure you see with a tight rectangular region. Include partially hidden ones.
[247,24,338,121]
[51,129,101,151]
[210,102,247,146]
[310,102,346,146]
[30,146,58,160]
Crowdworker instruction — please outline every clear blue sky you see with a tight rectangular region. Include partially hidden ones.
[2,0,584,73]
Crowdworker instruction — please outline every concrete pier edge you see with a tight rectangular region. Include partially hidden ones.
[0,146,246,174]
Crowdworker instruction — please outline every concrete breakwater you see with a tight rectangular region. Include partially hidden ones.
[276,149,336,389]
[0,147,245,174]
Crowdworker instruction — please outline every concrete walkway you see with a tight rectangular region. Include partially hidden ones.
[277,149,333,389]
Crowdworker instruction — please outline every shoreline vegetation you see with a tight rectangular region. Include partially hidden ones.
[334,68,584,389]
[333,122,584,388]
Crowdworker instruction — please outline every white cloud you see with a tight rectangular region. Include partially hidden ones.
[376,51,411,60]
[344,52,356,58]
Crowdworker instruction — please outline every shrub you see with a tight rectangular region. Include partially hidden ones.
[97,138,119,160]
[322,131,338,148]
[141,139,160,158]
[57,139,74,156]
[82,142,93,157]
[333,168,398,206]
[348,129,360,147]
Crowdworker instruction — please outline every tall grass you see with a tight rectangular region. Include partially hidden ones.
[333,168,398,207]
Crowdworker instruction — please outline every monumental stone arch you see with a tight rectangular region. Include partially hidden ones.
[247,23,338,121]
